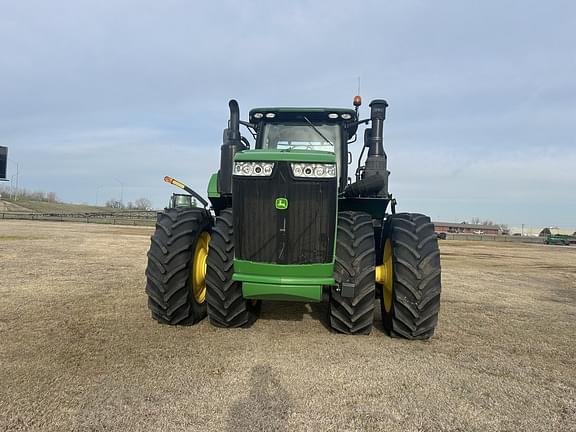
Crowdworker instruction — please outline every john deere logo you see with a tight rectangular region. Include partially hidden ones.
[275,197,288,210]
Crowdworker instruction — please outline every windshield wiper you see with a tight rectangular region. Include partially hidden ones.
[303,116,334,147]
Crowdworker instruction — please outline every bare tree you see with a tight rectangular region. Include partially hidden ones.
[105,199,124,209]
[133,198,153,210]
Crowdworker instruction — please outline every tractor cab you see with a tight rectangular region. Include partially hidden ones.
[168,193,195,209]
[247,108,358,190]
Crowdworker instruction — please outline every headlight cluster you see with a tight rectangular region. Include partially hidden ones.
[233,161,274,176]
[290,163,336,178]
[328,112,353,120]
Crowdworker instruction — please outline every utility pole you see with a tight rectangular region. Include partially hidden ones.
[95,185,104,206]
[115,178,124,207]
[7,158,20,200]
[15,162,19,199]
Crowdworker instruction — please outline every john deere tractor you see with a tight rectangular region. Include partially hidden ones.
[145,97,441,338]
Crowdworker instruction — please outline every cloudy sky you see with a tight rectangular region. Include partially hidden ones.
[1,0,574,227]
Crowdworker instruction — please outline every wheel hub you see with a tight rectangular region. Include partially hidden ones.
[375,239,394,312]
[192,231,210,304]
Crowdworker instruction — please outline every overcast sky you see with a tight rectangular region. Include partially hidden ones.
[1,0,574,227]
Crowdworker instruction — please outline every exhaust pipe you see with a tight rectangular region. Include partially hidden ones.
[228,100,240,142]
[356,99,389,197]
[218,99,246,195]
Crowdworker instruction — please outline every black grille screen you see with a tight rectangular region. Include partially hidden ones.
[233,162,336,264]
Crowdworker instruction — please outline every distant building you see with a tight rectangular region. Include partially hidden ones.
[510,226,575,236]
[433,222,500,235]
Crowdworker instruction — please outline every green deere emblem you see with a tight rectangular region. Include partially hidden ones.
[275,197,288,210]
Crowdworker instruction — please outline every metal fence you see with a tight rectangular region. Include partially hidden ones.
[445,233,545,244]
[0,213,561,243]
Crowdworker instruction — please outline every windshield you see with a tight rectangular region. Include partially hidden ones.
[260,123,340,153]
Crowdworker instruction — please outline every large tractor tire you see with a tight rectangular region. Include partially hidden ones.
[206,209,258,327]
[330,211,376,335]
[377,213,441,339]
[145,207,212,325]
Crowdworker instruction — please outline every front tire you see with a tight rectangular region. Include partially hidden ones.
[380,213,441,339]
[329,211,376,335]
[206,209,258,327]
[145,207,212,325]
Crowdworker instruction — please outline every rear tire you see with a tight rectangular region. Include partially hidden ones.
[381,213,441,339]
[145,207,212,325]
[329,211,376,335]
[206,209,258,327]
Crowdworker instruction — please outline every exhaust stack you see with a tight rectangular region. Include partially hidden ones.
[218,100,246,195]
[362,100,389,197]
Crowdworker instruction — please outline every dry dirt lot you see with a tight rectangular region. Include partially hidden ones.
[0,220,574,432]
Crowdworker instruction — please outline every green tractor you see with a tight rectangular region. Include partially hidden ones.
[545,234,572,246]
[145,97,442,338]
[168,193,196,209]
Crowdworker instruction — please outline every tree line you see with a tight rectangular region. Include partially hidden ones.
[0,185,58,202]
[104,198,153,210]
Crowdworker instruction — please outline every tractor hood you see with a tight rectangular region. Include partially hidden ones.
[234,149,336,163]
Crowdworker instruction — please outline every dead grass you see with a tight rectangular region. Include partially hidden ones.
[0,221,574,431]
[1,199,115,213]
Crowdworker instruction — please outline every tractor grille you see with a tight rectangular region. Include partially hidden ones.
[233,162,336,264]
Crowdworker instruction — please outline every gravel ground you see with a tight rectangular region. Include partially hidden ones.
[0,220,574,432]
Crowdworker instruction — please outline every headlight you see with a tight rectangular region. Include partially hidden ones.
[290,163,336,178]
[233,161,275,177]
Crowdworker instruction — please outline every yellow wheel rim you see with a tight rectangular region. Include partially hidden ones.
[192,231,210,304]
[375,239,394,313]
